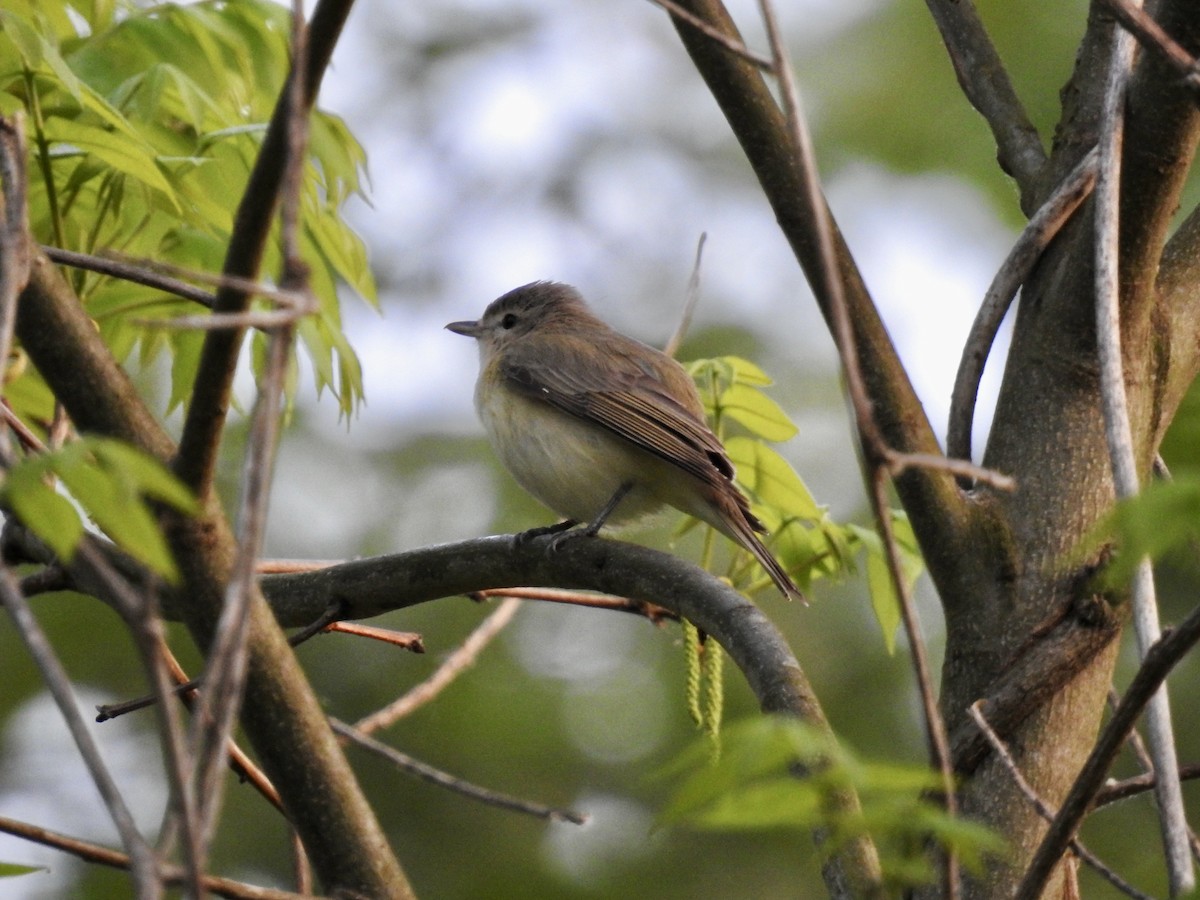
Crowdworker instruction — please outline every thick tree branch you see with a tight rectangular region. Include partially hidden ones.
[948,149,1097,463]
[664,0,993,615]
[173,0,354,496]
[16,199,411,900]
[949,595,1123,777]
[922,0,1048,207]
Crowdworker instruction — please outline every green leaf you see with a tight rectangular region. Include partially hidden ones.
[719,382,798,442]
[88,439,199,512]
[41,117,178,204]
[723,355,772,386]
[847,516,924,653]
[9,438,200,581]
[0,861,44,878]
[660,716,1005,889]
[4,462,85,561]
[1094,476,1200,587]
[726,436,821,521]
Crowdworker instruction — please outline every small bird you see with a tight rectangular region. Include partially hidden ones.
[446,281,803,601]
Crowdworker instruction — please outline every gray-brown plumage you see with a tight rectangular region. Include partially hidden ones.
[447,281,803,601]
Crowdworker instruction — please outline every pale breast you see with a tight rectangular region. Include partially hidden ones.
[476,379,673,526]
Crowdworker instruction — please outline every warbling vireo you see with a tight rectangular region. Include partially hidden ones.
[446,281,802,601]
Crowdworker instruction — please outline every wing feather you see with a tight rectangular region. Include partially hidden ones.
[500,332,736,487]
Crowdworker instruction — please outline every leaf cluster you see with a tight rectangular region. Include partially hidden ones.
[659,716,1005,891]
[0,0,373,421]
[2,436,197,580]
[688,356,923,647]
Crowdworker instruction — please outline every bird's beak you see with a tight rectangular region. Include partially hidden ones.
[445,319,482,338]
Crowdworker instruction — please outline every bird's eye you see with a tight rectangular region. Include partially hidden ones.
[501,313,518,330]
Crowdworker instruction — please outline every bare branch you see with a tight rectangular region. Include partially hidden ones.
[948,148,1098,463]
[41,245,217,307]
[191,0,315,847]
[1096,763,1200,808]
[922,0,1047,203]
[1102,0,1200,93]
[355,597,521,734]
[173,0,357,496]
[649,0,772,69]
[970,703,1156,900]
[1094,9,1193,890]
[1016,600,1200,899]
[754,1,959,889]
[0,815,307,900]
[332,718,588,824]
[0,568,161,893]
[663,232,707,358]
[0,115,32,461]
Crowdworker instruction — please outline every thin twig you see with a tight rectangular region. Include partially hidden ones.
[470,585,677,623]
[75,543,204,897]
[647,0,772,69]
[921,0,1047,200]
[757,0,960,893]
[1016,602,1200,899]
[1101,0,1200,93]
[173,0,356,496]
[664,232,707,358]
[134,308,309,331]
[947,147,1098,463]
[0,815,307,900]
[156,645,286,814]
[0,115,165,898]
[970,703,1156,900]
[323,620,425,650]
[1107,688,1200,860]
[886,451,1014,491]
[1093,7,1193,892]
[331,718,588,824]
[41,245,217,307]
[191,0,316,860]
[0,115,32,463]
[0,568,161,893]
[1096,764,1200,808]
[355,597,522,734]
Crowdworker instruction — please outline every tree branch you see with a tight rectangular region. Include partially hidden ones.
[921,0,1047,206]
[260,533,885,897]
[664,0,991,618]
[0,814,308,900]
[15,133,413,900]
[948,594,1123,777]
[1093,6,1193,888]
[173,0,355,496]
[1015,599,1200,899]
[947,148,1097,463]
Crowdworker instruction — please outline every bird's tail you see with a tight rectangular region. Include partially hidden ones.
[711,490,807,603]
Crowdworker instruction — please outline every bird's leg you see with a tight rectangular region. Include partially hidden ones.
[548,482,633,551]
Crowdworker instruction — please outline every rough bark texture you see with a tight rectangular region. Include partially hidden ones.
[669,0,1200,896]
